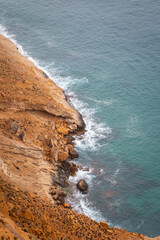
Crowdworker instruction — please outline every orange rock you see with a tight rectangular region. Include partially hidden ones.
[7,202,14,210]
[58,152,69,161]
[139,234,144,239]
[24,209,34,221]
[107,229,113,234]
[29,192,35,198]
[100,221,110,229]
[63,203,71,209]
[57,127,68,135]
[67,144,79,159]
[52,194,58,200]
[67,144,74,153]
[46,225,52,233]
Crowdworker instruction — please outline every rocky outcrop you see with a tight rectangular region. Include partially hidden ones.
[0,34,156,239]
[0,35,85,129]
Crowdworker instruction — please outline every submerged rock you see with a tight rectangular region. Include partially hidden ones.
[77,179,88,193]
[101,190,116,199]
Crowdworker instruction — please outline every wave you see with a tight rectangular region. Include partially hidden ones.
[42,63,112,151]
[67,167,108,223]
[104,167,120,185]
[0,24,40,67]
[87,97,115,106]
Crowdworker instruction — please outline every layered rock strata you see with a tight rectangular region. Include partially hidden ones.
[0,34,157,239]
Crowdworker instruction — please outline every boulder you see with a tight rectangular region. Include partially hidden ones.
[100,221,110,230]
[56,190,67,197]
[77,179,88,193]
[57,127,68,135]
[57,191,66,205]
[67,144,79,159]
[63,203,71,209]
[50,189,67,205]
[58,152,69,162]
[69,162,78,176]
[24,208,34,221]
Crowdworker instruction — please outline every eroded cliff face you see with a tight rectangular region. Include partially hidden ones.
[0,35,85,129]
[0,34,84,200]
[0,34,156,239]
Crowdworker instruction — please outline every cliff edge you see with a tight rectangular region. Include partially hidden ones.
[0,34,157,239]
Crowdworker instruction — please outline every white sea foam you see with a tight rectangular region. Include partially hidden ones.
[67,168,109,223]
[42,63,112,151]
[104,167,120,186]
[126,115,140,138]
[111,167,120,182]
[87,97,114,106]
[71,97,112,151]
[0,24,42,70]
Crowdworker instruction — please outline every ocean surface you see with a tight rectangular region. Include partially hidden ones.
[0,0,160,237]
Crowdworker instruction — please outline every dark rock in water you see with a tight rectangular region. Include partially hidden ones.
[77,179,88,193]
[61,161,78,177]
[70,149,79,159]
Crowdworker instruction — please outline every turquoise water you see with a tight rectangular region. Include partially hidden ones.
[0,0,160,237]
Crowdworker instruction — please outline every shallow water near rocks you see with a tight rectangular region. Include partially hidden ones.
[0,0,160,237]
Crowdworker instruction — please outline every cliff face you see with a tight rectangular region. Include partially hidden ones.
[0,34,85,200]
[0,35,84,129]
[0,34,156,239]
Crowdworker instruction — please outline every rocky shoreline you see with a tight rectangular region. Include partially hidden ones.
[0,34,157,239]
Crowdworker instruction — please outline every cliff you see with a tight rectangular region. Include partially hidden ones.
[0,34,157,239]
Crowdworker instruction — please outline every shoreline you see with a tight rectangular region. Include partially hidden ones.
[0,33,155,239]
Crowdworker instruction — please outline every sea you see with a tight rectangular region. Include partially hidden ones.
[0,0,160,237]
